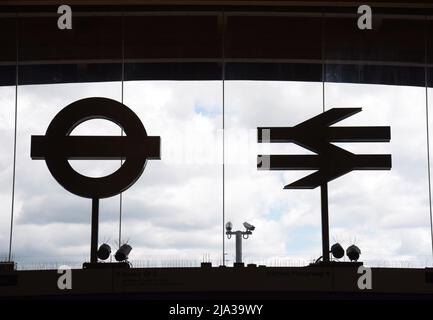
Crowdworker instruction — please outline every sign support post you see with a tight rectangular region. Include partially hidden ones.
[321,183,330,262]
[90,198,99,264]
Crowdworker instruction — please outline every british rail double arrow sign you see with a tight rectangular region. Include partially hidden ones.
[257,107,391,262]
[257,108,391,189]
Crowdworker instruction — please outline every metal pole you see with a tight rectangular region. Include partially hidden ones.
[90,198,99,264]
[320,183,330,262]
[235,231,242,263]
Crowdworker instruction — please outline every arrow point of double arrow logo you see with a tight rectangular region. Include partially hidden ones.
[257,108,392,189]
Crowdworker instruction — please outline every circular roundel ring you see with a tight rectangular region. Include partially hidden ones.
[34,97,160,199]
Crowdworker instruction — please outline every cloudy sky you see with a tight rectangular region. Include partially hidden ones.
[1,80,433,268]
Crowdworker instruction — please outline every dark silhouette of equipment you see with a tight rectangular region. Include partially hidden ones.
[226,221,255,264]
[331,243,345,259]
[97,243,111,261]
[31,97,161,265]
[115,244,132,262]
[258,108,391,263]
[346,245,361,262]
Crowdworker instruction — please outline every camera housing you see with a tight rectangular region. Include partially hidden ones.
[225,221,233,232]
[243,222,255,231]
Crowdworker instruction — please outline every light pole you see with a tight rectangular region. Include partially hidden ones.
[225,222,255,264]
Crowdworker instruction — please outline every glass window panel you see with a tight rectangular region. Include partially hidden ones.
[13,13,122,268]
[225,14,324,265]
[124,14,221,60]
[224,81,323,265]
[324,15,425,87]
[122,13,223,266]
[426,17,433,267]
[122,81,223,266]
[0,16,16,260]
[325,15,431,267]
[225,14,321,60]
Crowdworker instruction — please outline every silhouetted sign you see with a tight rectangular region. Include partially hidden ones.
[31,97,160,198]
[257,108,391,188]
[31,97,161,264]
[257,107,391,263]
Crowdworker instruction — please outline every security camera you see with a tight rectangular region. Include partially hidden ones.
[243,222,255,231]
[225,221,233,232]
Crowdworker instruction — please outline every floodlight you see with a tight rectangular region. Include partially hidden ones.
[346,244,361,262]
[97,243,111,260]
[115,244,132,262]
[330,243,344,259]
